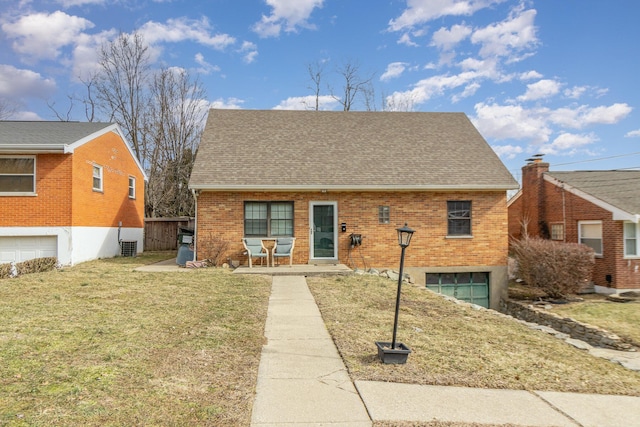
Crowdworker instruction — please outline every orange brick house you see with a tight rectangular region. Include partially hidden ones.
[508,158,640,293]
[189,109,517,309]
[0,121,147,265]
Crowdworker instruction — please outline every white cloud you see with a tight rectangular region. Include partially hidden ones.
[2,11,94,61]
[539,132,598,155]
[380,62,408,82]
[0,64,56,98]
[564,85,587,99]
[239,41,258,64]
[194,53,221,75]
[210,97,245,109]
[56,0,106,6]
[388,0,506,32]
[471,7,538,59]
[252,0,324,38]
[139,17,235,50]
[517,79,561,102]
[550,103,632,129]
[519,70,543,80]
[452,82,480,102]
[273,95,338,110]
[397,33,419,47]
[472,102,552,144]
[491,144,523,159]
[431,24,472,51]
[625,129,640,138]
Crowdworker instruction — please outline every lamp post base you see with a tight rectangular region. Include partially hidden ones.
[375,341,411,364]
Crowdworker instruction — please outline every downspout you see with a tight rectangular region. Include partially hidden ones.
[561,185,566,243]
[191,189,199,261]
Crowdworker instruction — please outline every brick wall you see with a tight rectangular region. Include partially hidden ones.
[71,131,145,228]
[195,190,509,269]
[508,162,640,290]
[0,131,145,229]
[0,154,73,226]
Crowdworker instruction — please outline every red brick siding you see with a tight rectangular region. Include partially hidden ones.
[0,154,73,226]
[508,164,640,290]
[196,190,509,269]
[71,132,145,228]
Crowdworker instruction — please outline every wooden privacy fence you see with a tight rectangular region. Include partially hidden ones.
[144,217,194,251]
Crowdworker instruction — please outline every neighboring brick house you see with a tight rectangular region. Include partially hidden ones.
[0,121,147,266]
[508,158,640,293]
[189,109,517,309]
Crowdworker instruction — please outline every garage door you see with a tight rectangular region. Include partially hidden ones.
[0,236,57,264]
[426,272,489,308]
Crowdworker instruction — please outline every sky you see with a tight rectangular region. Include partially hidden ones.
[1,0,639,182]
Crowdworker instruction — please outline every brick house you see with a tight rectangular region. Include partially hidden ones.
[508,158,640,293]
[190,110,517,308]
[0,121,147,265]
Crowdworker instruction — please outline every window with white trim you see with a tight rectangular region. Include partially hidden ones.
[92,165,103,192]
[128,176,136,199]
[0,156,35,194]
[550,223,564,241]
[624,222,638,257]
[578,221,602,256]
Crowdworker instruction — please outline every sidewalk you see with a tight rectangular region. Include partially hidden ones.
[250,276,640,427]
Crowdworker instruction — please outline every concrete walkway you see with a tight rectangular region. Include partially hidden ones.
[251,276,640,427]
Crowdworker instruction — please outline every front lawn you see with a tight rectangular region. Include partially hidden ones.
[546,294,640,346]
[0,254,271,426]
[307,275,640,396]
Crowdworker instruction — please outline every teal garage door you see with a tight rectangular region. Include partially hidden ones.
[426,272,489,308]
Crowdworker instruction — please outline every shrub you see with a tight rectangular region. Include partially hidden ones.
[511,237,594,299]
[15,257,59,276]
[0,262,13,279]
[198,233,229,266]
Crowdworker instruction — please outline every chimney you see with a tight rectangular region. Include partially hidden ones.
[521,154,549,238]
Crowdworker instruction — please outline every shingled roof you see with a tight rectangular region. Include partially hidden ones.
[545,170,640,218]
[0,121,116,153]
[189,109,517,191]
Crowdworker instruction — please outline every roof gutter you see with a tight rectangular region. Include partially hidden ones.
[0,144,71,154]
[188,184,519,192]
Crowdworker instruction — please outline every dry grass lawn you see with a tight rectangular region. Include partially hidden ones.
[307,275,640,396]
[0,253,271,426]
[546,294,640,346]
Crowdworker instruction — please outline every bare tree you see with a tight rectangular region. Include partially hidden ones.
[0,98,18,120]
[306,61,325,111]
[331,60,375,111]
[145,67,207,217]
[94,32,151,163]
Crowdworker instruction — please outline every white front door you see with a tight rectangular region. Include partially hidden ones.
[309,201,337,260]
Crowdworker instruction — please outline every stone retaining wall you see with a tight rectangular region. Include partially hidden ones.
[499,299,633,351]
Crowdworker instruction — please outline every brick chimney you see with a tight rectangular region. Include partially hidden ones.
[520,156,549,238]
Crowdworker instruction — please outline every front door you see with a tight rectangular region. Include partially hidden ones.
[310,202,337,260]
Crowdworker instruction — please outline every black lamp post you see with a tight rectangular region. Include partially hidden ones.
[375,223,415,364]
[391,223,414,349]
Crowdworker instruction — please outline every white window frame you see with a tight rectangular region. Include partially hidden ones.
[92,164,103,192]
[578,220,603,256]
[624,221,639,258]
[128,176,136,199]
[0,155,36,196]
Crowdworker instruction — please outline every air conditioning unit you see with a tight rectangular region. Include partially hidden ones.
[120,240,137,257]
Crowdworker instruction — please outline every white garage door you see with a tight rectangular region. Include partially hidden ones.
[0,236,57,264]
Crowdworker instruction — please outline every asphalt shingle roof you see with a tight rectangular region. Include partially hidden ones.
[546,170,640,216]
[190,109,517,191]
[0,121,114,151]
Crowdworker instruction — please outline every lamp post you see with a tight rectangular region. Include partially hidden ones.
[391,223,414,349]
[375,223,415,364]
